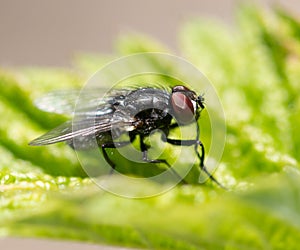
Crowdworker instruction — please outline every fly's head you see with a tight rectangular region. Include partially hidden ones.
[170,85,205,125]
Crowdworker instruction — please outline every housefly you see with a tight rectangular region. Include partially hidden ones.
[29,84,222,187]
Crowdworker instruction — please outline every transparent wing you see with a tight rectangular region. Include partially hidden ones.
[30,83,171,146]
[34,89,81,115]
[29,115,136,146]
[34,88,134,115]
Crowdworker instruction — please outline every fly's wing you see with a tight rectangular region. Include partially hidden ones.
[29,120,80,145]
[30,87,140,147]
[34,90,82,115]
[30,84,171,146]
[29,115,136,146]
[34,88,133,115]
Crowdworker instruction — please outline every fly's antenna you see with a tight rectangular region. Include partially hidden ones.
[197,93,205,110]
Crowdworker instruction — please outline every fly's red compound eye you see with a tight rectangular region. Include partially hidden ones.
[171,92,195,124]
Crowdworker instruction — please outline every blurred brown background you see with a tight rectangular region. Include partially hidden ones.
[0,0,300,67]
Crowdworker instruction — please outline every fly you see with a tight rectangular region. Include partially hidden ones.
[29,84,223,187]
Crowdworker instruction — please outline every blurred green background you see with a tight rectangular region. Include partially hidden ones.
[1,2,300,250]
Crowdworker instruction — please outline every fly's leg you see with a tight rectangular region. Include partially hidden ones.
[196,140,226,188]
[139,135,187,183]
[162,137,225,188]
[101,141,132,174]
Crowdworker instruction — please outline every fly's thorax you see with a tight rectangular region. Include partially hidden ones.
[110,88,172,135]
[133,108,173,135]
[121,88,170,116]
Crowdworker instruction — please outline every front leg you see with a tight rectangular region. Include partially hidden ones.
[163,137,225,188]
